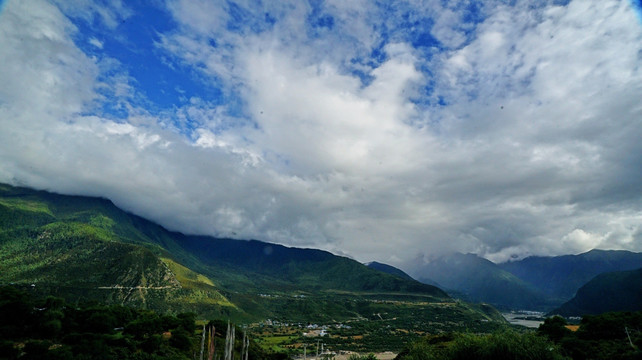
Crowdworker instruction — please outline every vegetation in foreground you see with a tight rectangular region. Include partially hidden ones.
[395,311,642,360]
[395,331,565,360]
[3,284,642,360]
[0,285,286,360]
[537,312,642,360]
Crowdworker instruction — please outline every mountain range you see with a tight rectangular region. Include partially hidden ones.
[2,182,638,320]
[412,253,553,310]
[412,250,642,311]
[499,249,642,300]
[1,183,487,324]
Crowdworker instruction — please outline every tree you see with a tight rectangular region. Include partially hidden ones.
[397,331,566,360]
[538,316,571,342]
[170,328,194,352]
[0,286,34,338]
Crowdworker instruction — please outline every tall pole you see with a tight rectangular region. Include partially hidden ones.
[224,322,231,360]
[241,331,246,360]
[231,326,235,360]
[208,326,216,360]
[199,324,206,360]
[626,327,635,348]
[244,332,249,360]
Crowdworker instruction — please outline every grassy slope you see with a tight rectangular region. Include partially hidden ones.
[0,184,238,319]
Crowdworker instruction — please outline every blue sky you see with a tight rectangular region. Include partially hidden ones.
[62,1,494,129]
[1,0,641,270]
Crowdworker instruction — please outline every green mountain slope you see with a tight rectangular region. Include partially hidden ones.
[0,185,237,318]
[0,183,468,324]
[551,268,642,316]
[174,235,444,295]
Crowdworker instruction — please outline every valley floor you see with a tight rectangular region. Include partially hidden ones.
[501,311,545,328]
[248,298,507,355]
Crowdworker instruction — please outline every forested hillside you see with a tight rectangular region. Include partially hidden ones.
[551,268,642,316]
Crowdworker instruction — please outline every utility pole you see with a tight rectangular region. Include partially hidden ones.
[208,326,216,360]
[626,327,635,348]
[199,324,206,360]
[241,331,246,360]
[303,344,307,360]
[243,331,249,360]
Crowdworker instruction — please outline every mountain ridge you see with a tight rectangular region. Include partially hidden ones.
[0,183,452,322]
[411,249,642,311]
[499,249,642,300]
[411,252,552,310]
[365,261,415,281]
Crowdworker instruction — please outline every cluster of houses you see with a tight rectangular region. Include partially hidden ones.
[258,293,307,299]
[259,319,353,332]
[302,329,328,337]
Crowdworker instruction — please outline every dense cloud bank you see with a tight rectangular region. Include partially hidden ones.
[0,0,641,269]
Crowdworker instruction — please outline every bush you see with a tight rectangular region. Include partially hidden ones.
[169,328,193,352]
[0,286,34,338]
[0,339,19,360]
[398,331,566,360]
[538,316,571,343]
[22,340,53,360]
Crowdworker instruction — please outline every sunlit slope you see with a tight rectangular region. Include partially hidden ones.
[0,184,239,318]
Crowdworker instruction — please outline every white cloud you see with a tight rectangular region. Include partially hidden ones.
[1,0,641,273]
[88,37,103,48]
[560,229,603,253]
[0,0,99,119]
[52,0,132,29]
[239,41,428,176]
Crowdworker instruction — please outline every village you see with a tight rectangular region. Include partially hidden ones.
[248,317,410,360]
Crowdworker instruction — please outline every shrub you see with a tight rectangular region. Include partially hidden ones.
[398,331,566,360]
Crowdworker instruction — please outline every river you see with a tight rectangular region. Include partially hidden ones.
[502,311,545,328]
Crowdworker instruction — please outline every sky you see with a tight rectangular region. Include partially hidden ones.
[1,0,641,272]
